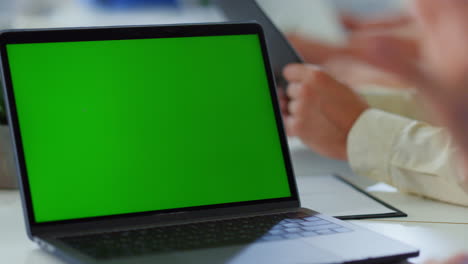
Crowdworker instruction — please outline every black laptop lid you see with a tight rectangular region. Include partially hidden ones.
[0,23,299,227]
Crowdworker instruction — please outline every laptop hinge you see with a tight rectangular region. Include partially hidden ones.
[32,200,301,238]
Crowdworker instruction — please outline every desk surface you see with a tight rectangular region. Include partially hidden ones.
[0,134,467,264]
[2,139,468,264]
[290,138,468,263]
[289,138,468,225]
[2,188,468,264]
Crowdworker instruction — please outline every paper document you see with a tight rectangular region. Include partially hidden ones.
[297,175,405,219]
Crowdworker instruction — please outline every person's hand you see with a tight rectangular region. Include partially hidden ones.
[343,13,420,89]
[323,57,412,89]
[357,0,468,114]
[287,15,418,89]
[425,254,468,264]
[288,13,414,65]
[357,0,468,192]
[281,64,369,160]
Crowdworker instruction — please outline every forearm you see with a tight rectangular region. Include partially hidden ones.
[347,109,468,206]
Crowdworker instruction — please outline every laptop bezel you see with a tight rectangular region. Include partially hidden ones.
[0,22,301,238]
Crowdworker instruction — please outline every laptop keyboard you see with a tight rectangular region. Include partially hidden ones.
[60,212,352,259]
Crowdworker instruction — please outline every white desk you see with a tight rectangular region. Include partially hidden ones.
[289,138,468,224]
[289,138,468,263]
[2,186,468,264]
[1,140,468,264]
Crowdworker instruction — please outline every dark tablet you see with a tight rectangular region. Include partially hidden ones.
[215,0,304,89]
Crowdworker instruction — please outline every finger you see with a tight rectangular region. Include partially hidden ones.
[277,85,286,100]
[283,116,297,137]
[284,64,334,97]
[284,64,322,82]
[286,82,303,99]
[361,15,412,30]
[283,64,310,82]
[287,100,302,116]
[279,97,288,117]
[277,88,290,116]
[344,14,412,32]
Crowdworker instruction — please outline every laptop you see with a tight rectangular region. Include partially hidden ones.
[0,23,418,264]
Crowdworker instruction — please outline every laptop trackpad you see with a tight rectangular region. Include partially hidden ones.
[112,240,342,264]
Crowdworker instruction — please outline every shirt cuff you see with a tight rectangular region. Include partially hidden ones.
[355,85,426,122]
[347,108,413,185]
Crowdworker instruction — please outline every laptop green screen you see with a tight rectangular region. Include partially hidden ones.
[6,34,291,223]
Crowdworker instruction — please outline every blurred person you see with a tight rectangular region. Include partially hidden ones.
[286,3,427,123]
[287,2,415,88]
[280,0,468,207]
[359,0,468,192]
[283,1,468,260]
[285,0,468,264]
[281,64,467,206]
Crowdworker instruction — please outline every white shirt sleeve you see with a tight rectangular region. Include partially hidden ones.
[347,108,468,207]
[355,85,426,121]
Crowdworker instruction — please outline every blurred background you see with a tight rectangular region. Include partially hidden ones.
[0,0,404,34]
[0,0,408,188]
[0,0,407,120]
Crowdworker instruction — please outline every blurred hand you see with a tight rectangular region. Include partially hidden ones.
[323,57,412,89]
[281,64,369,160]
[340,13,412,32]
[288,13,415,64]
[287,13,418,89]
[357,0,468,192]
[425,254,468,264]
